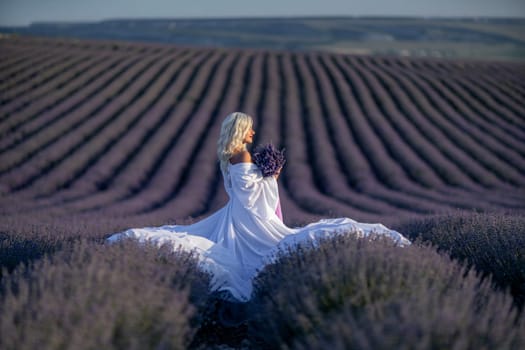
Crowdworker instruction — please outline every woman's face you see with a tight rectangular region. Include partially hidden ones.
[243,126,255,144]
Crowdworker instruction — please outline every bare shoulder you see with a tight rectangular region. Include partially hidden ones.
[229,150,252,165]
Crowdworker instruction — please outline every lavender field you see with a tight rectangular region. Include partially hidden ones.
[1,36,524,349]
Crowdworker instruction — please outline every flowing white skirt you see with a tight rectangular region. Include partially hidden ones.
[107,163,410,301]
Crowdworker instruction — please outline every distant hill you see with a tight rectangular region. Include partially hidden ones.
[1,17,525,61]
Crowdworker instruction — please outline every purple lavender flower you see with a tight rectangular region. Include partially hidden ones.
[253,143,286,177]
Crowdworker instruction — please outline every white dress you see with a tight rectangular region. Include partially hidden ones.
[107,163,410,301]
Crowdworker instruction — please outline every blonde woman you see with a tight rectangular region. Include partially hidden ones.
[107,112,410,301]
[217,111,256,173]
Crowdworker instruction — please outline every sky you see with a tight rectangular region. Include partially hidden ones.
[1,0,524,27]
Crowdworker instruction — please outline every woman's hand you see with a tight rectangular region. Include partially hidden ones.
[274,167,282,180]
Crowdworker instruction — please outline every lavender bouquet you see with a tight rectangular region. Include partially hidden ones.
[252,143,286,177]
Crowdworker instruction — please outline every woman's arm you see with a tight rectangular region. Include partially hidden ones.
[230,163,280,219]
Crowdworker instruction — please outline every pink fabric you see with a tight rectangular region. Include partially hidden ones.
[275,199,283,221]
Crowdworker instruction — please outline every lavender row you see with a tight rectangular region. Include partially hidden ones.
[391,62,525,187]
[0,50,65,97]
[257,53,321,225]
[42,50,213,211]
[0,53,110,127]
[397,61,525,175]
[436,74,525,154]
[396,57,525,134]
[0,53,163,197]
[72,51,234,218]
[294,53,417,217]
[0,51,131,142]
[324,55,471,212]
[353,57,509,188]
[0,53,141,163]
[312,55,460,215]
[1,37,523,224]
[331,57,514,210]
[140,52,245,219]
[351,57,524,208]
[277,53,378,220]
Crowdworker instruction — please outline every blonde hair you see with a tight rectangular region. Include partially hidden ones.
[217,112,253,174]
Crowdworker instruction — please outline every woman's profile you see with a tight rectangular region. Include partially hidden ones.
[107,112,410,301]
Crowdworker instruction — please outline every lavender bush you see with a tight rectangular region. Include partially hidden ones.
[252,143,286,177]
[0,214,143,281]
[0,239,210,350]
[248,234,524,349]
[397,210,525,309]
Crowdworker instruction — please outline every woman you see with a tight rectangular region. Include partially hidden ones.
[107,112,410,301]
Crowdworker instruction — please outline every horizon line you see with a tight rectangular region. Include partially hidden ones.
[2,14,525,27]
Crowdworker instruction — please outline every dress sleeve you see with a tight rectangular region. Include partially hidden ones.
[229,163,280,219]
